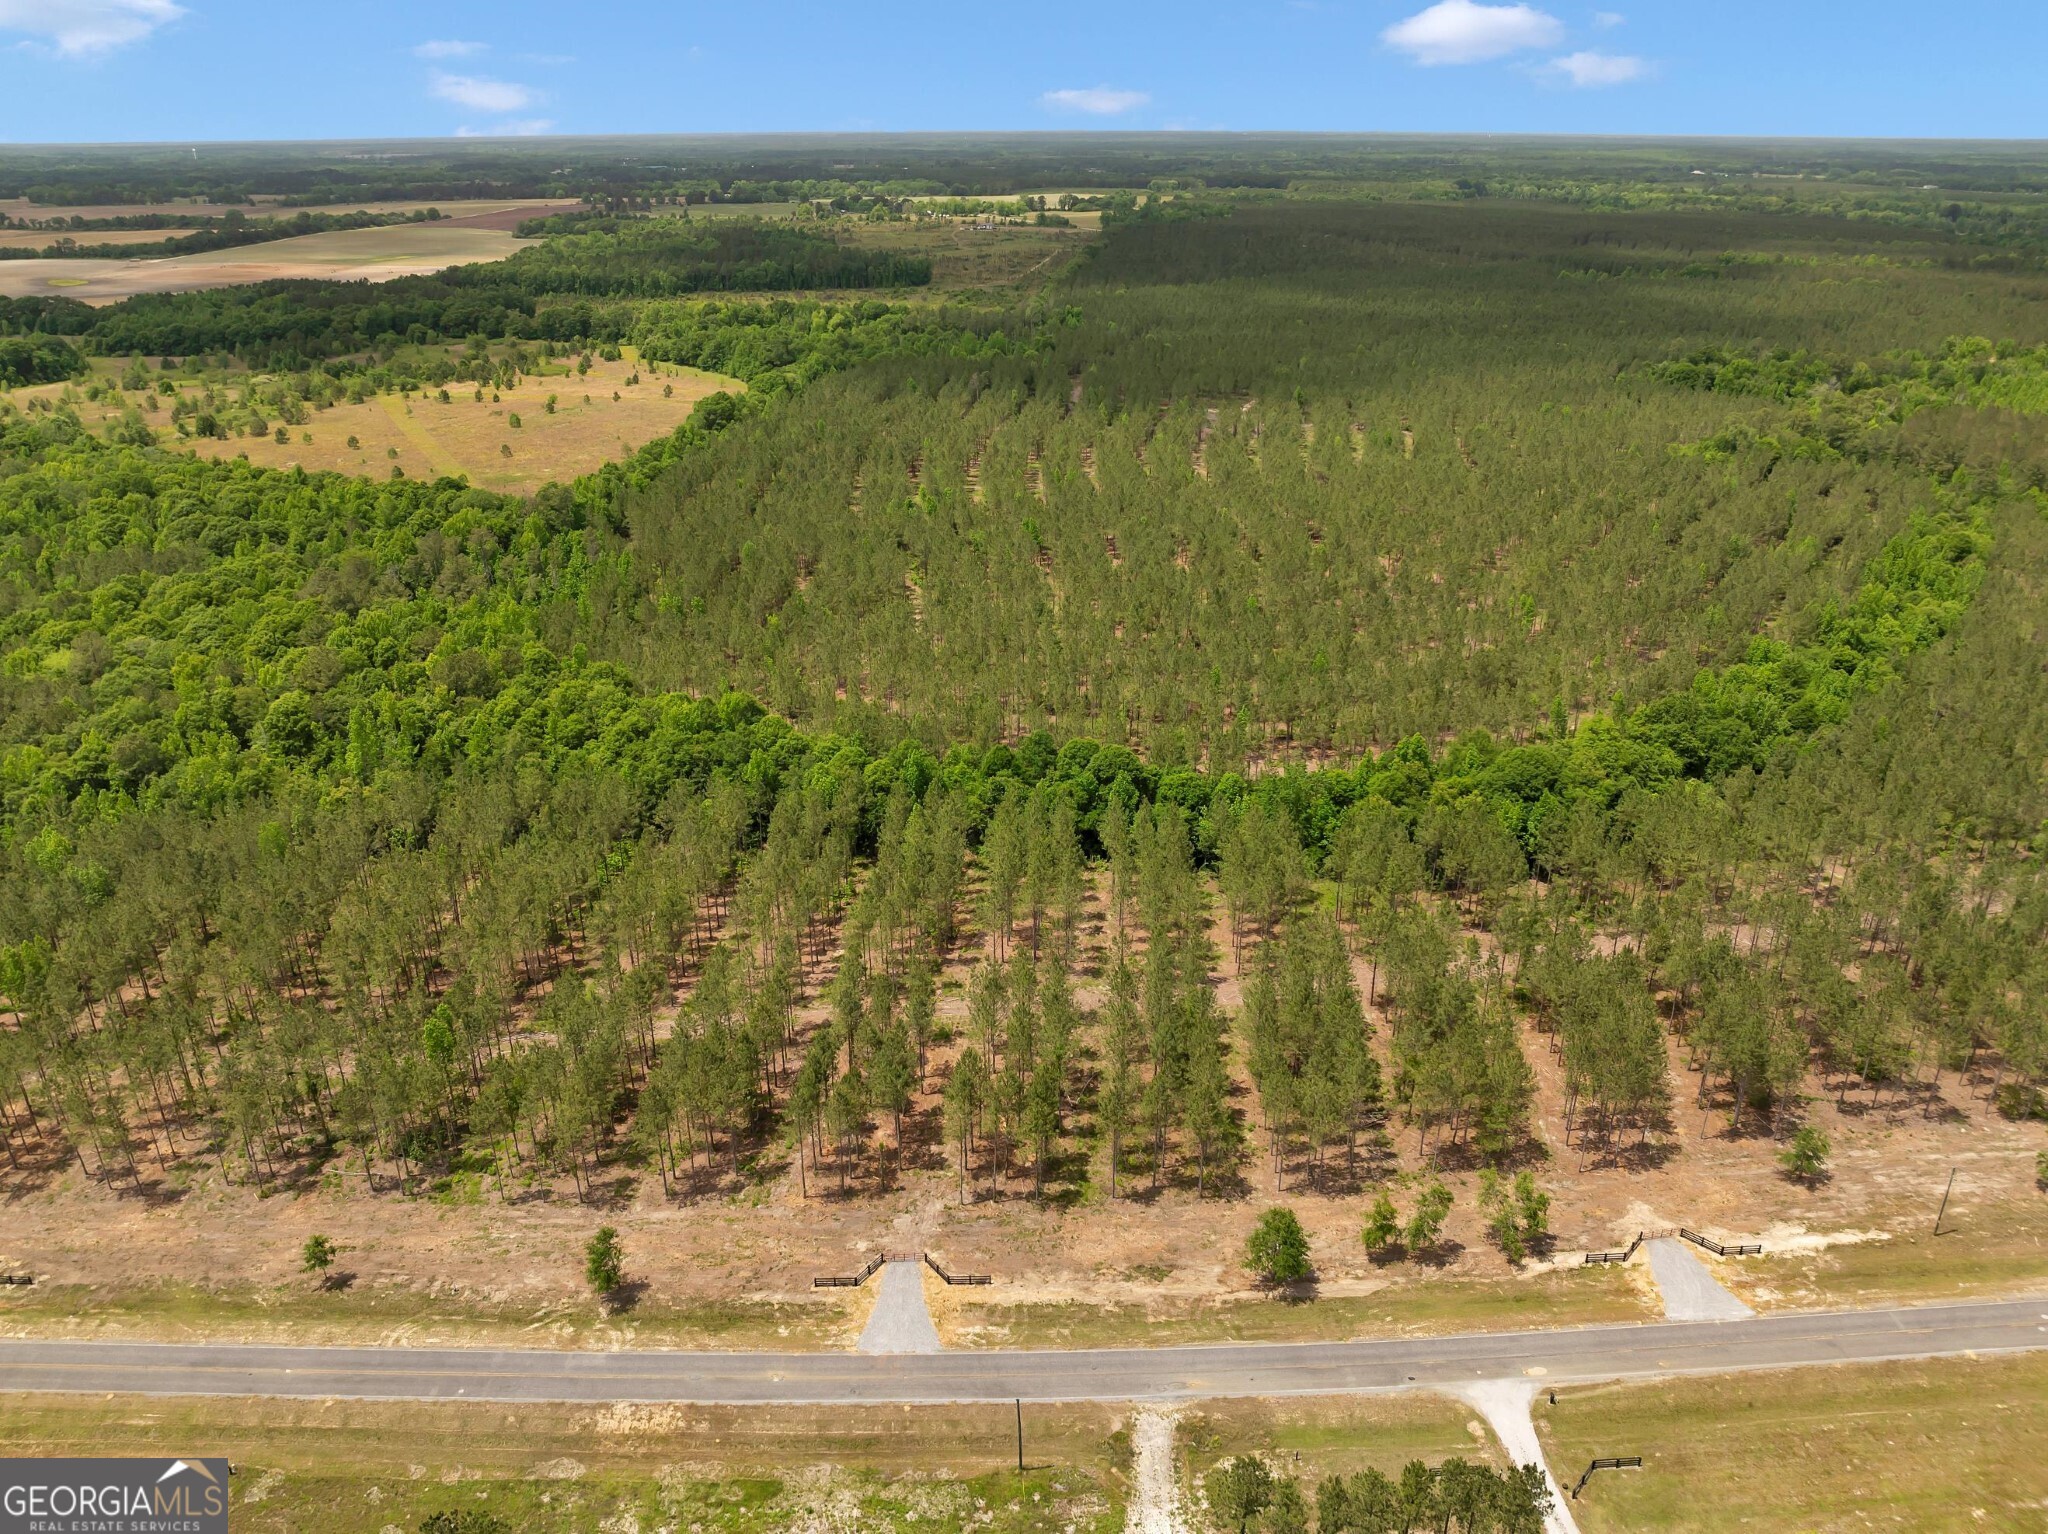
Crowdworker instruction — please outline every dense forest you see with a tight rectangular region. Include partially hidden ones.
[0,164,2044,1213]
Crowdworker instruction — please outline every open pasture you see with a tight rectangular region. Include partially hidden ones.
[4,352,738,494]
[195,355,737,493]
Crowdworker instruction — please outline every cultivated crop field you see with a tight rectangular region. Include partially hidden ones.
[0,219,545,302]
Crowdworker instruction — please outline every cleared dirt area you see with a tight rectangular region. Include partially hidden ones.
[0,221,537,303]
[1536,1352,2048,1533]
[3,353,740,495]
[0,1393,1127,1534]
[844,221,1094,296]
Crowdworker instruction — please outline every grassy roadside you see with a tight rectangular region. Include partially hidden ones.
[1533,1352,2048,1533]
[1727,1197,2048,1314]
[947,1265,1648,1349]
[0,1280,856,1352]
[0,1394,1127,1534]
[1179,1392,1504,1483]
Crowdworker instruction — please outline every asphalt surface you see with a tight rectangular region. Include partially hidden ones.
[1,1297,2042,1405]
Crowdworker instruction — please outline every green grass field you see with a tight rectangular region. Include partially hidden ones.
[1535,1353,2048,1533]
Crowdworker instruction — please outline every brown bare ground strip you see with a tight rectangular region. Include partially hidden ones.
[1194,405,1220,479]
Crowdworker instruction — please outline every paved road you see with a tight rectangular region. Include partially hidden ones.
[1,1298,2042,1405]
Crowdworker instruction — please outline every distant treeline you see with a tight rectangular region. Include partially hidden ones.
[0,222,929,367]
[0,207,446,263]
[10,135,2048,214]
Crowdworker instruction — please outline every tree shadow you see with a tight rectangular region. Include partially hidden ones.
[586,1173,640,1210]
[603,1278,650,1315]
[1266,1276,1322,1305]
[117,1176,190,1209]
[1412,1239,1465,1270]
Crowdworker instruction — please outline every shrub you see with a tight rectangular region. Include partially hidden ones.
[585,1226,624,1296]
[301,1233,336,1276]
[1480,1170,1551,1263]
[418,1512,507,1534]
[1780,1125,1830,1183]
[1266,1478,1308,1534]
[1405,1178,1452,1251]
[1207,1456,1274,1533]
[1105,1426,1133,1473]
[1245,1207,1311,1285]
[1362,1191,1401,1255]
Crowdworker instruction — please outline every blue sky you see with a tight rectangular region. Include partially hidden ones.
[0,0,2041,143]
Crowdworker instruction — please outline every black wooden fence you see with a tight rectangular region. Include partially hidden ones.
[1584,1225,1762,1264]
[812,1253,887,1289]
[1679,1227,1763,1257]
[1572,1457,1643,1498]
[1583,1228,1668,1265]
[813,1251,994,1288]
[925,1253,992,1286]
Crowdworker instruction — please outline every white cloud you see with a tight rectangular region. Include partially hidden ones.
[1543,49,1648,86]
[455,118,556,137]
[1040,85,1150,115]
[1592,9,1624,26]
[413,39,484,59]
[1381,0,1562,65]
[0,0,183,56]
[430,71,539,113]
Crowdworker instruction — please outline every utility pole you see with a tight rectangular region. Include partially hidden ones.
[1015,1398,1024,1473]
[1933,1168,1957,1235]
